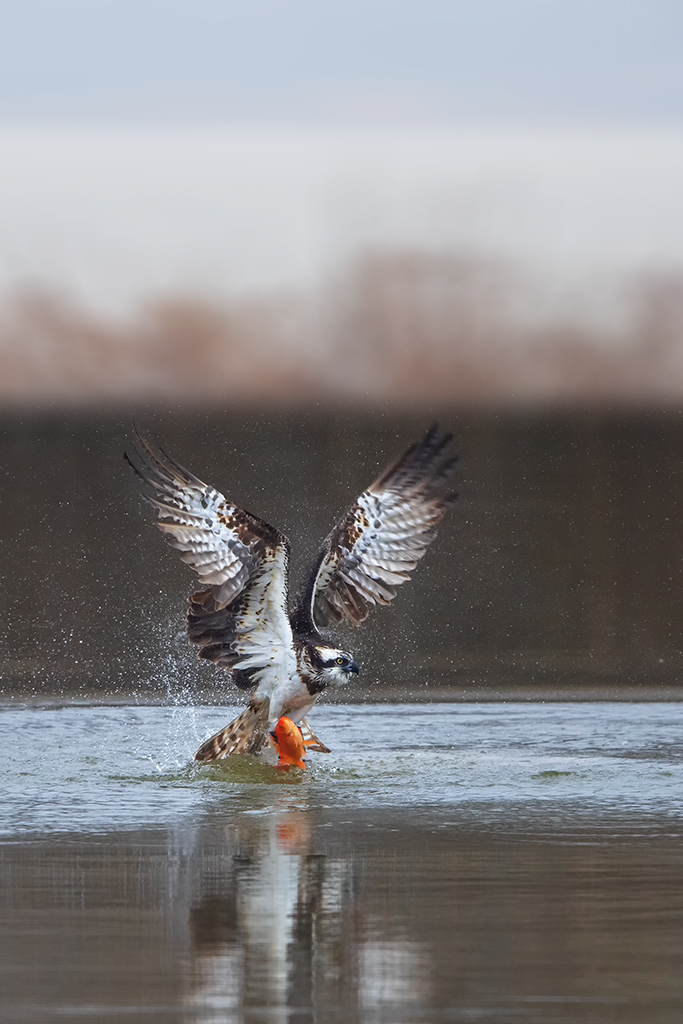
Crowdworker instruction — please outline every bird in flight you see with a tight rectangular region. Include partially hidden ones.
[127,425,457,762]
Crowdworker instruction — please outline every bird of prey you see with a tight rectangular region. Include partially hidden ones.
[127,425,457,762]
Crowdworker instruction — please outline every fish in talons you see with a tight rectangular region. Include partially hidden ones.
[271,717,308,770]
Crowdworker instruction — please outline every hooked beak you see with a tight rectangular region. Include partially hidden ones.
[344,661,360,676]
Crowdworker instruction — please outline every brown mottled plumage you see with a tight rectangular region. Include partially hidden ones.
[290,424,457,632]
[194,698,270,762]
[127,425,457,762]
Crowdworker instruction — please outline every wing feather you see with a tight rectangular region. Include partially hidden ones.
[127,432,297,689]
[292,424,457,630]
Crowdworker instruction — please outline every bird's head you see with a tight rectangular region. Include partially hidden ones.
[310,645,360,685]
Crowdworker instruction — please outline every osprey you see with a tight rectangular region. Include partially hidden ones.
[127,425,457,762]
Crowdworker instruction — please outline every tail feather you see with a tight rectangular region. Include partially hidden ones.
[194,698,270,762]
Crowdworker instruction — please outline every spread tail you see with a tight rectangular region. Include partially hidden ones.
[194,698,270,762]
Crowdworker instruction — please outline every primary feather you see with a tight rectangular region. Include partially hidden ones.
[291,424,457,631]
[127,424,456,761]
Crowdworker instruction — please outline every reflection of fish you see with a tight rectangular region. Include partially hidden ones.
[271,717,307,770]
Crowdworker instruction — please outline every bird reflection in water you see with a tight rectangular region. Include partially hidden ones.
[183,798,432,1022]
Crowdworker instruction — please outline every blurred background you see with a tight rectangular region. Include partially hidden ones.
[1,1,683,698]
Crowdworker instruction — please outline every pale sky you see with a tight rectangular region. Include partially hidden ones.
[0,0,682,125]
[1,2,682,314]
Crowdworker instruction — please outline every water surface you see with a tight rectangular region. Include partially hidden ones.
[2,702,682,1023]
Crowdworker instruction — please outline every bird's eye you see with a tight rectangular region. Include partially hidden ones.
[335,657,345,665]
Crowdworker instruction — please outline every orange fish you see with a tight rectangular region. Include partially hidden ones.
[270,717,307,769]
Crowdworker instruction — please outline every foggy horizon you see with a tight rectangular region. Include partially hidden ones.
[1,2,682,404]
[1,123,683,317]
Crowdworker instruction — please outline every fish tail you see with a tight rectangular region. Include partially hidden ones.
[194,698,270,762]
[300,717,331,753]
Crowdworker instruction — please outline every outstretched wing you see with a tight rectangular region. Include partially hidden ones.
[292,425,457,631]
[127,433,297,688]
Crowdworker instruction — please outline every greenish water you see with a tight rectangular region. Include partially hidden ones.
[2,702,683,835]
[1,702,683,1022]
